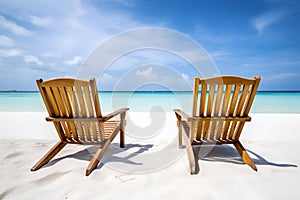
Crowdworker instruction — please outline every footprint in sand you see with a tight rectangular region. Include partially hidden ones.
[4,152,23,160]
[33,171,71,185]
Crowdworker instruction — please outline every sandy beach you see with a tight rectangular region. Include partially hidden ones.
[0,112,299,199]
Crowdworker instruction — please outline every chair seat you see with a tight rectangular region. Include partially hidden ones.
[182,121,236,145]
[64,120,120,144]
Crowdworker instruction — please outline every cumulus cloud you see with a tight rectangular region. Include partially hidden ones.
[0,48,23,57]
[135,66,158,79]
[23,55,43,66]
[40,52,58,58]
[64,56,83,65]
[0,35,14,46]
[29,15,53,26]
[0,48,43,66]
[0,15,33,36]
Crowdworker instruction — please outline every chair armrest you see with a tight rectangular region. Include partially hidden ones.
[173,109,190,119]
[173,109,251,122]
[46,108,129,122]
[101,108,129,121]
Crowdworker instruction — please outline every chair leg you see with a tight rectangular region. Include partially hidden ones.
[86,124,122,176]
[120,113,126,148]
[186,144,196,174]
[86,140,111,176]
[178,121,183,149]
[31,141,66,171]
[175,113,183,149]
[234,140,257,171]
[181,127,196,174]
[120,129,125,148]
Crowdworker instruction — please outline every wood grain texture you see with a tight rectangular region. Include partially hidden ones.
[174,75,260,174]
[32,78,129,176]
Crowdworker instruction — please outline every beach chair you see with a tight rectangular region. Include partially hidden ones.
[174,76,260,174]
[31,78,129,176]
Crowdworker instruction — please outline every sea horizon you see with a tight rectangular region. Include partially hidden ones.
[1,90,300,113]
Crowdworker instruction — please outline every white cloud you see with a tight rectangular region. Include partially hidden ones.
[100,73,117,84]
[0,48,43,66]
[135,66,158,79]
[265,73,300,81]
[23,55,43,66]
[40,52,58,58]
[0,35,14,46]
[64,56,83,65]
[29,15,53,26]
[0,15,33,36]
[210,50,231,61]
[252,10,293,34]
[106,0,135,7]
[0,48,23,57]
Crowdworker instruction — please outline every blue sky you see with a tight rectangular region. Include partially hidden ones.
[0,0,299,91]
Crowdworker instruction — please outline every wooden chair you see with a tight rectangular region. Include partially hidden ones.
[174,76,260,174]
[31,78,129,176]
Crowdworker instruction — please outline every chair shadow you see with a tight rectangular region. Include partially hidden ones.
[192,145,298,174]
[44,143,153,171]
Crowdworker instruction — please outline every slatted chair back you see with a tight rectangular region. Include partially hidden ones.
[36,78,105,143]
[190,76,260,142]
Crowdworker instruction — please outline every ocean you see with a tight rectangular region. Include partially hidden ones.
[0,91,299,113]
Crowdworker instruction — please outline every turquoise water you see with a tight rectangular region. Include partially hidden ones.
[0,91,300,113]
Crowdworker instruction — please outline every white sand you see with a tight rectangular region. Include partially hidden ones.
[0,112,300,199]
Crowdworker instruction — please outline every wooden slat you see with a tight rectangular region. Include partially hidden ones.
[90,79,105,141]
[214,84,224,116]
[206,84,215,117]
[60,87,73,116]
[196,120,203,140]
[236,84,250,116]
[214,118,224,139]
[189,121,196,142]
[45,87,60,116]
[192,77,199,116]
[228,84,241,116]
[202,120,210,140]
[228,121,237,139]
[233,121,246,140]
[68,87,79,116]
[90,79,102,117]
[221,84,232,116]
[75,86,91,141]
[243,77,261,115]
[83,86,98,140]
[209,84,223,139]
[83,86,94,117]
[196,82,207,138]
[199,84,207,117]
[51,87,66,115]
[49,87,70,140]
[68,87,84,140]
[65,87,78,140]
[52,87,72,139]
[59,87,78,140]
[221,120,231,140]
